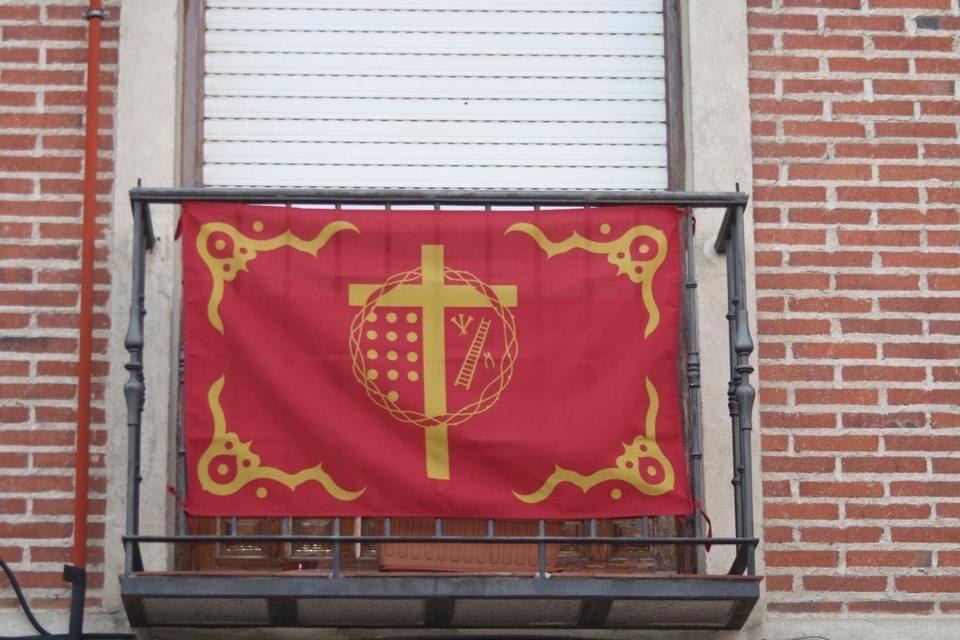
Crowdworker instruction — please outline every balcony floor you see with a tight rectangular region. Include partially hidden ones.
[121,572,760,630]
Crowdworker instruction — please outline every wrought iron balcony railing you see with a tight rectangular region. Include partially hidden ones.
[118,187,758,631]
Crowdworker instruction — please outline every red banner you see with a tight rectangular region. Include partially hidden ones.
[182,202,692,518]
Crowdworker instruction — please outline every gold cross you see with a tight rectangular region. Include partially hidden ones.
[349,245,517,480]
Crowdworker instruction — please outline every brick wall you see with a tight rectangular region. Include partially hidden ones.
[749,0,960,616]
[0,1,118,614]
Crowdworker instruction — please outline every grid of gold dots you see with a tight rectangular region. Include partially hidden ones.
[364,310,421,402]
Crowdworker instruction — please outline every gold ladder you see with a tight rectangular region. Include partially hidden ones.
[454,318,491,390]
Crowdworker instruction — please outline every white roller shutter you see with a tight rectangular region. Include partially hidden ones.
[202,1,669,190]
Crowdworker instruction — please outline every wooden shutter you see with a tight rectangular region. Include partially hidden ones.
[202,0,670,190]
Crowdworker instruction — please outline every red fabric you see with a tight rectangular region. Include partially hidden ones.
[182,202,692,518]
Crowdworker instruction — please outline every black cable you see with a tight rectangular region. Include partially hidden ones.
[0,558,51,636]
[0,558,135,640]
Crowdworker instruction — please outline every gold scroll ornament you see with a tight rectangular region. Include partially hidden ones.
[198,376,365,501]
[194,218,362,500]
[197,218,358,334]
[505,221,667,337]
[514,378,675,503]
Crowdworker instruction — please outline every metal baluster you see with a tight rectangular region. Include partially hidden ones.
[175,344,186,536]
[683,214,706,551]
[331,517,341,578]
[732,205,756,575]
[384,516,392,537]
[123,199,147,575]
[725,210,744,542]
[537,519,546,578]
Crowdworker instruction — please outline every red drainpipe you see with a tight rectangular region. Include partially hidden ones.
[73,0,105,570]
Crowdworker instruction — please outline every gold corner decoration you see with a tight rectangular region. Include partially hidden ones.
[196,219,359,333]
[505,222,667,337]
[513,377,675,504]
[197,376,365,501]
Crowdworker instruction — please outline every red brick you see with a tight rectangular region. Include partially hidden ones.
[835,143,918,159]
[933,458,960,474]
[794,342,876,359]
[765,503,839,520]
[848,550,931,568]
[0,522,72,539]
[847,503,930,520]
[840,318,923,336]
[753,142,827,158]
[932,321,960,335]
[886,435,960,451]
[760,341,787,359]
[749,13,819,29]
[896,577,960,593]
[783,0,860,6]
[890,389,960,405]
[842,412,925,429]
[755,229,826,246]
[790,296,872,313]
[892,481,960,497]
[876,122,956,138]
[0,69,84,86]
[766,550,838,568]
[764,575,794,592]
[750,55,820,72]
[874,79,954,96]
[825,15,904,31]
[0,156,83,173]
[884,341,960,357]
[832,100,914,116]
[763,479,792,496]
[0,113,82,129]
[787,251,873,268]
[801,527,883,543]
[788,164,872,181]
[804,576,887,592]
[836,274,919,290]
[795,435,878,451]
[753,186,826,202]
[800,481,884,498]
[870,0,950,6]
[879,166,960,182]
[848,601,934,614]
[837,229,920,246]
[926,144,960,160]
[756,273,830,291]
[763,455,836,472]
[880,297,960,314]
[765,527,795,544]
[749,34,775,50]
[836,186,919,203]
[768,602,843,613]
[916,59,960,74]
[758,319,832,335]
[762,412,837,429]
[885,209,959,225]
[929,189,960,205]
[783,79,863,94]
[752,99,823,115]
[795,388,878,405]
[762,364,834,381]
[842,456,927,473]
[940,504,960,518]
[783,34,864,50]
[842,364,924,379]
[922,100,960,116]
[873,36,955,51]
